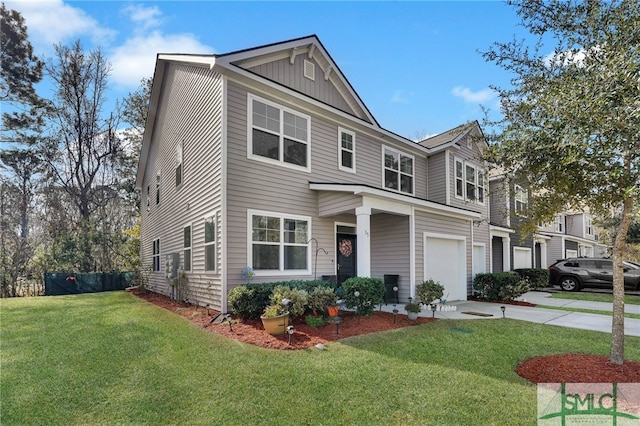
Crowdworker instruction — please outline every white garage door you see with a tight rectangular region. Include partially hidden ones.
[424,235,466,301]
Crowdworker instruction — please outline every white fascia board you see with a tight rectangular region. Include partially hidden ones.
[490,224,516,234]
[158,54,216,69]
[309,183,481,221]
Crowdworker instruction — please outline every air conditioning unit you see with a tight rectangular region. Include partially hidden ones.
[165,253,180,280]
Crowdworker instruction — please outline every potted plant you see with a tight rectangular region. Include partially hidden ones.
[260,298,290,336]
[405,302,421,320]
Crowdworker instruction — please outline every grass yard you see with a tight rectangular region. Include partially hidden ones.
[2,292,639,426]
[551,291,640,305]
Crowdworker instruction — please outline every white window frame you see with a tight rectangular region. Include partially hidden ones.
[175,141,183,187]
[146,185,151,212]
[247,209,311,276]
[514,185,528,215]
[454,157,485,204]
[338,127,356,173]
[247,94,311,172]
[204,213,217,272]
[554,214,564,233]
[155,171,161,205]
[454,158,464,199]
[152,238,160,272]
[585,218,593,236]
[183,224,192,272]
[382,145,414,195]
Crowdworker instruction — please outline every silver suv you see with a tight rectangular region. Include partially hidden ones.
[548,257,640,291]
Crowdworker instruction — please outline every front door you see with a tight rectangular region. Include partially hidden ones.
[336,234,357,284]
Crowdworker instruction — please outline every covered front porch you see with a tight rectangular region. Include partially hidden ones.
[310,183,481,302]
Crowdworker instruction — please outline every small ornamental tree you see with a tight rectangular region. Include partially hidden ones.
[482,0,639,365]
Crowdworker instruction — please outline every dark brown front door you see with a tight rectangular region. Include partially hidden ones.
[336,234,357,284]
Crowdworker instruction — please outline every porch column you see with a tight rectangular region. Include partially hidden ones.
[540,241,548,268]
[503,236,511,271]
[356,206,371,277]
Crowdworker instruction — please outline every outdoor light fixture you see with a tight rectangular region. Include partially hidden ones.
[431,303,437,318]
[392,304,398,323]
[501,306,506,318]
[334,316,342,334]
[287,325,295,345]
[393,286,399,304]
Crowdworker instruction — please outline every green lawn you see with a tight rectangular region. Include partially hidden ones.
[551,291,640,305]
[2,292,639,426]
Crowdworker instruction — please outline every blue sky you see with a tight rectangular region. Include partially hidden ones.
[7,1,534,139]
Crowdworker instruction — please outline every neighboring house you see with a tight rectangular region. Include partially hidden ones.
[136,35,492,311]
[488,172,607,271]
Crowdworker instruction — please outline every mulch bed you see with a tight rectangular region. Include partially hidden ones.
[128,288,640,383]
[468,296,536,307]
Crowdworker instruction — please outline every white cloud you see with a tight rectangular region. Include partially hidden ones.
[6,0,116,51]
[109,31,213,88]
[451,86,496,104]
[390,89,413,104]
[121,4,163,33]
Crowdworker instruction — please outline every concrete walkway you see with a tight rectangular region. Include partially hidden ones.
[379,291,640,337]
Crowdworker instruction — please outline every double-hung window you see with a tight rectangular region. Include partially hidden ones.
[455,158,485,204]
[155,172,161,205]
[338,128,356,172]
[586,218,593,236]
[554,214,564,233]
[183,225,191,271]
[175,141,183,187]
[204,215,216,271]
[152,239,160,271]
[514,185,528,214]
[249,95,310,170]
[383,146,414,195]
[249,210,310,274]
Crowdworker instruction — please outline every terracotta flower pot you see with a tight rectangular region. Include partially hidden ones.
[327,306,340,317]
[260,312,290,335]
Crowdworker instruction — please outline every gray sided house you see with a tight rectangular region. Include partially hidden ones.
[488,173,608,271]
[136,35,492,311]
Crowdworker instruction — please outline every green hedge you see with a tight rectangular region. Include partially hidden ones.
[227,279,334,320]
[472,272,530,301]
[341,277,385,316]
[513,268,549,290]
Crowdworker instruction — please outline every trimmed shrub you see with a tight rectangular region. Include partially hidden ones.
[416,279,445,305]
[514,268,549,290]
[473,272,530,301]
[269,285,308,317]
[307,286,338,315]
[228,284,275,319]
[341,277,385,316]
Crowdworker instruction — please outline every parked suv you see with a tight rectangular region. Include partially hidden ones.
[548,257,640,291]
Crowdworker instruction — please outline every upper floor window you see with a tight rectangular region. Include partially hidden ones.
[175,141,183,187]
[249,210,310,274]
[338,128,356,172]
[586,218,593,236]
[155,172,161,205]
[146,185,151,212]
[383,146,414,195]
[204,215,216,271]
[554,214,564,233]
[514,185,528,214]
[152,239,160,271]
[249,94,310,171]
[455,158,485,204]
[183,225,192,271]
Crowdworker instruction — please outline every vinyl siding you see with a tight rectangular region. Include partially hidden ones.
[248,56,355,116]
[371,214,411,302]
[489,178,509,227]
[427,151,447,203]
[140,63,224,308]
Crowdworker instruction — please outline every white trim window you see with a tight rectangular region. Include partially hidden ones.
[455,159,464,199]
[152,239,160,271]
[248,94,310,171]
[554,214,564,233]
[586,218,593,236]
[155,172,161,205]
[146,185,151,212]
[514,185,528,214]
[183,225,192,271]
[204,214,216,272]
[248,210,310,274]
[338,127,356,172]
[455,158,485,204]
[175,141,183,187]
[383,146,414,195]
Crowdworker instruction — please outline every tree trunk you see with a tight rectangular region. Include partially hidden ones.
[610,195,633,365]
